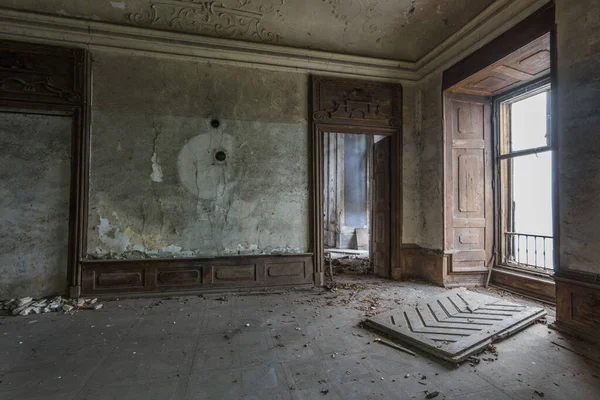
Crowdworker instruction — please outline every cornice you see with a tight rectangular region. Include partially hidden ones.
[0,0,551,83]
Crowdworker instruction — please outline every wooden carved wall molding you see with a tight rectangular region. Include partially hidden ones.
[0,41,85,104]
[128,0,284,43]
[312,78,402,128]
[311,76,402,286]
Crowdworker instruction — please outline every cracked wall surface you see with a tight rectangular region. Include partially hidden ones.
[88,50,309,258]
[556,0,600,275]
[0,113,71,298]
[412,76,445,251]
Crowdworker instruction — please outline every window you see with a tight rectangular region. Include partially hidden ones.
[495,80,554,272]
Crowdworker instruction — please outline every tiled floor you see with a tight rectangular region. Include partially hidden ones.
[1,275,599,399]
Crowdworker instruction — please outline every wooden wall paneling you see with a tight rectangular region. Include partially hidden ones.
[444,92,493,281]
[448,34,551,97]
[372,136,391,277]
[443,4,555,91]
[311,76,402,283]
[81,254,314,295]
[491,267,555,303]
[400,245,446,286]
[553,274,600,343]
[0,39,89,298]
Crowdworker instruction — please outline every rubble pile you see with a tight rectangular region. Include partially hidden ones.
[0,296,103,316]
[327,255,372,274]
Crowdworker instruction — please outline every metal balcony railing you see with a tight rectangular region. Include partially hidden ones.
[505,232,554,271]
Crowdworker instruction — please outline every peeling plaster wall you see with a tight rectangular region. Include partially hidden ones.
[88,51,309,258]
[415,76,445,251]
[556,0,600,274]
[0,113,71,298]
[401,85,423,245]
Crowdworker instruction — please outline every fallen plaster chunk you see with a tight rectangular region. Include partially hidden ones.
[18,297,33,306]
[1,295,105,316]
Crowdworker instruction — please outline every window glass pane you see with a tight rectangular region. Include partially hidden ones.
[504,151,554,270]
[510,91,549,152]
[512,152,553,236]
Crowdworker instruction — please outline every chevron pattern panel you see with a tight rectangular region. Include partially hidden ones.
[365,288,546,362]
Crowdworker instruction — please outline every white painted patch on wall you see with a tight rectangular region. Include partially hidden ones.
[110,1,126,10]
[98,217,130,253]
[150,152,163,182]
[161,244,183,253]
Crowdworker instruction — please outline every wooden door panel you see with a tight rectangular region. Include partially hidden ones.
[446,93,492,274]
[371,137,391,278]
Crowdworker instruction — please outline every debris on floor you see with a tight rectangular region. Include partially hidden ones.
[325,254,372,275]
[0,296,103,316]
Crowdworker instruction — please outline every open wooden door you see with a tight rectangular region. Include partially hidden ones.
[445,93,493,278]
[371,136,391,277]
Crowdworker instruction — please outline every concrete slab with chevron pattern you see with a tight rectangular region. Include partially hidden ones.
[364,288,546,362]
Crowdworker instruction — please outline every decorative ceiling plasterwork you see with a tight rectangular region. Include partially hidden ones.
[0,0,500,60]
[128,0,286,43]
[0,0,551,81]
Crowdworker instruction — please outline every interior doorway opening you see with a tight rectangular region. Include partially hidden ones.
[323,132,390,277]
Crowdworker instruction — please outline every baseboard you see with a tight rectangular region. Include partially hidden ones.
[80,253,314,296]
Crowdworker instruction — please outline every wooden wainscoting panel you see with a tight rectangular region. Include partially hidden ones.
[265,258,313,284]
[399,245,445,286]
[80,254,313,295]
[553,274,600,342]
[208,264,258,284]
[156,266,203,287]
[83,268,146,292]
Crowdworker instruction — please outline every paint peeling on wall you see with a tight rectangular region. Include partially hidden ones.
[150,151,163,182]
[87,52,310,260]
[110,1,126,10]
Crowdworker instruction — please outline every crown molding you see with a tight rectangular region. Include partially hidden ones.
[0,8,417,82]
[0,0,550,83]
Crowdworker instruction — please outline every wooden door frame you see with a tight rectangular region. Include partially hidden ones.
[0,40,91,297]
[310,76,402,285]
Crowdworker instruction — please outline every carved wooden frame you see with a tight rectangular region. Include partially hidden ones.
[0,40,90,297]
[311,76,402,285]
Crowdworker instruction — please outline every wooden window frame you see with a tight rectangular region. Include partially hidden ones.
[493,76,555,276]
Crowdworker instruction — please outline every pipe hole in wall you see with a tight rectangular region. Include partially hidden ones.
[215,150,227,162]
[211,119,220,128]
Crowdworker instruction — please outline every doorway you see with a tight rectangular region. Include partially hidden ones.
[310,76,403,286]
[323,132,390,277]
[0,110,73,298]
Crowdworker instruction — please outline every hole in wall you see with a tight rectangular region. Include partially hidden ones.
[215,150,227,162]
[211,119,220,128]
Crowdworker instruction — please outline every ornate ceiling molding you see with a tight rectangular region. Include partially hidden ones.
[0,0,550,83]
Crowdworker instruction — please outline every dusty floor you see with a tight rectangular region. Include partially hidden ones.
[1,274,599,400]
